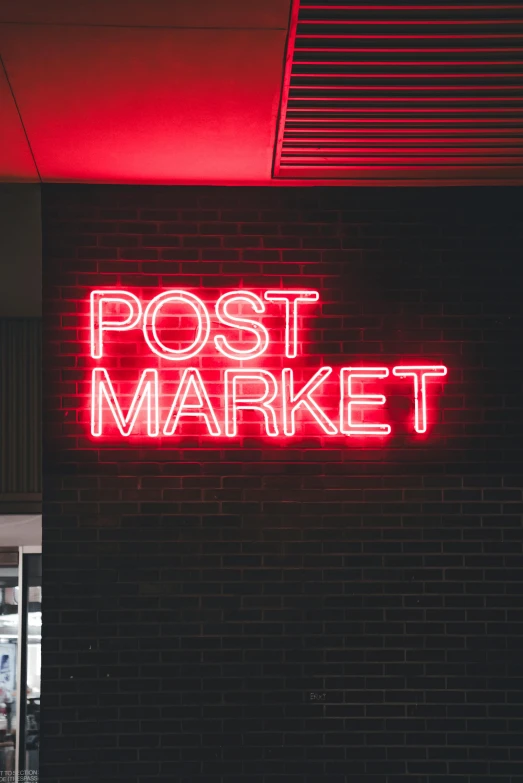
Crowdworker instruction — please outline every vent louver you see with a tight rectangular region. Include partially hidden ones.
[0,319,41,496]
[274,1,523,182]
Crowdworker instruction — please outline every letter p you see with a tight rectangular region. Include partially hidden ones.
[90,290,142,358]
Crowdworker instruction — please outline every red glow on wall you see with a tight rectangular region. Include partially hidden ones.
[225,370,279,437]
[91,367,159,437]
[263,290,319,359]
[282,367,337,436]
[215,291,269,360]
[90,289,142,359]
[88,289,448,440]
[163,367,221,437]
[143,290,211,361]
[340,367,391,437]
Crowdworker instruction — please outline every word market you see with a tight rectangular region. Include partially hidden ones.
[90,289,447,439]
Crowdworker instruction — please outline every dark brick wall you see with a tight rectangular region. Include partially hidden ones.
[42,186,523,783]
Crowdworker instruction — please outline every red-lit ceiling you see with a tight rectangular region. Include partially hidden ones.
[0,0,291,184]
[0,0,522,185]
[274,1,523,183]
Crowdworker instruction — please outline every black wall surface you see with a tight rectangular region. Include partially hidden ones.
[42,186,523,783]
[0,184,42,317]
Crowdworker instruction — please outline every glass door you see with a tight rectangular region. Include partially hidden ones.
[16,553,41,782]
[21,555,41,779]
[0,560,19,781]
[0,550,41,783]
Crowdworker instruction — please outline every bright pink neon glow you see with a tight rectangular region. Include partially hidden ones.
[87,289,449,440]
[163,368,221,436]
[340,367,391,436]
[263,290,319,358]
[91,368,159,437]
[90,290,142,359]
[143,290,210,361]
[392,365,448,433]
[282,367,337,435]
[224,370,279,437]
[214,291,269,360]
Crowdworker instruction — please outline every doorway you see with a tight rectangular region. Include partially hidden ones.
[0,516,41,783]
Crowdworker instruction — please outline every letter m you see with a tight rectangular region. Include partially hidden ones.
[91,368,159,437]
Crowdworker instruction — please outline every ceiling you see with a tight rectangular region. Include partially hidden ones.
[0,0,290,184]
[274,1,523,184]
[0,0,522,185]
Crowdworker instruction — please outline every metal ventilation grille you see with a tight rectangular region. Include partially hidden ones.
[274,1,523,181]
[0,319,41,495]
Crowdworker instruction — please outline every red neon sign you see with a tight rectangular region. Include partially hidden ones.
[340,367,391,437]
[89,289,447,439]
[163,367,221,436]
[392,365,448,433]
